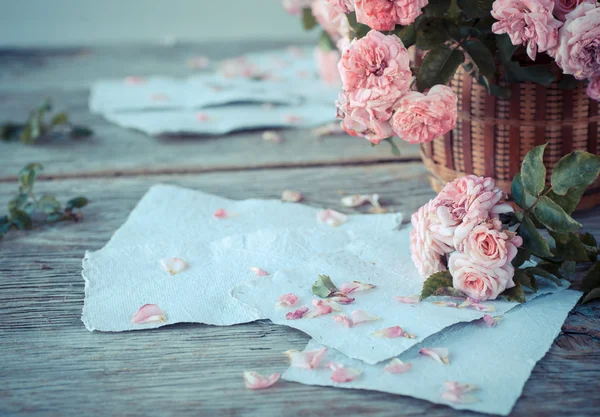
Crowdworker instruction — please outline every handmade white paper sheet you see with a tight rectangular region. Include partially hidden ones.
[283,289,581,416]
[101,102,336,136]
[232,239,567,364]
[82,185,401,331]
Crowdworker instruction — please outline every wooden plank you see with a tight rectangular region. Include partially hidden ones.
[0,43,419,180]
[0,164,599,416]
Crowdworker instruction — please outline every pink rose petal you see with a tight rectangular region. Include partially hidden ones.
[384,358,412,374]
[243,371,280,390]
[372,326,415,339]
[281,190,303,202]
[350,309,380,325]
[124,76,145,85]
[441,381,479,403]
[458,298,495,312]
[393,295,420,304]
[433,301,460,308]
[195,112,211,122]
[285,348,327,369]
[312,122,345,137]
[213,208,228,218]
[262,130,283,143]
[250,266,270,277]
[419,348,450,365]
[275,293,298,308]
[340,194,380,208]
[339,281,376,294]
[284,114,303,124]
[317,209,348,227]
[483,314,503,328]
[304,301,333,318]
[328,363,361,383]
[318,299,343,312]
[333,315,352,328]
[131,304,167,324]
[286,306,309,320]
[329,295,355,305]
[159,258,188,276]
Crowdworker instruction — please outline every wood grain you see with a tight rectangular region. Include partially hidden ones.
[0,43,419,180]
[1,164,599,417]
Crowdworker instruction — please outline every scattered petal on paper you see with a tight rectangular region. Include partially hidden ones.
[131,304,166,324]
[459,298,495,313]
[393,295,420,304]
[329,295,355,305]
[372,326,415,339]
[316,209,348,227]
[339,281,376,295]
[250,266,270,277]
[419,348,450,365]
[441,381,479,404]
[333,315,352,328]
[243,371,280,390]
[305,300,333,318]
[276,293,298,308]
[286,306,309,320]
[483,314,503,328]
[262,130,283,143]
[281,190,303,203]
[350,309,380,325]
[159,258,188,276]
[329,364,361,383]
[340,194,380,208]
[285,348,327,370]
[213,208,228,218]
[384,359,412,374]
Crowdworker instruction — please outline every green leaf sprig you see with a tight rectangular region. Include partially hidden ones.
[1,98,93,144]
[0,163,89,240]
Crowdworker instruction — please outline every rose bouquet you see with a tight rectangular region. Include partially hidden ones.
[283,0,600,147]
[411,144,600,303]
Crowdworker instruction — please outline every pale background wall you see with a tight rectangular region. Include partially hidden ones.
[0,0,316,47]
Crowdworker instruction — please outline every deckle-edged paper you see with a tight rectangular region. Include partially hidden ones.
[283,290,581,416]
[232,229,567,364]
[82,185,401,331]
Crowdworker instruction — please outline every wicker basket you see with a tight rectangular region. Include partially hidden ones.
[420,66,600,210]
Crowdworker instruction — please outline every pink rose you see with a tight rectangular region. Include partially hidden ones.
[587,77,600,101]
[554,3,600,80]
[554,0,595,20]
[410,200,454,279]
[461,219,523,269]
[491,0,562,60]
[312,0,350,40]
[336,91,393,144]
[282,0,313,15]
[449,252,516,301]
[325,0,355,13]
[434,175,513,246]
[389,85,458,144]
[315,47,342,85]
[355,0,428,30]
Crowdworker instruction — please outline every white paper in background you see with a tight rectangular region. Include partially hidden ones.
[89,76,301,114]
[283,290,581,416]
[83,228,388,331]
[101,184,399,250]
[232,237,567,364]
[101,102,337,136]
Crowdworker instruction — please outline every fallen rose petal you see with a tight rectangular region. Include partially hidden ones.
[317,209,348,227]
[483,314,503,328]
[333,315,352,327]
[281,190,303,202]
[131,304,167,324]
[340,194,380,208]
[329,295,355,304]
[393,295,420,304]
[339,281,376,294]
[213,208,228,218]
[304,302,333,318]
[285,348,327,369]
[372,326,414,339]
[419,348,450,365]
[330,365,361,383]
[319,299,343,312]
[195,112,211,121]
[312,122,345,137]
[243,371,280,390]
[262,130,283,143]
[159,258,188,275]
[458,298,495,312]
[275,293,298,308]
[433,301,459,308]
[441,381,479,403]
[350,309,380,325]
[249,266,269,277]
[124,76,145,85]
[284,114,303,123]
[384,358,412,374]
[286,306,309,320]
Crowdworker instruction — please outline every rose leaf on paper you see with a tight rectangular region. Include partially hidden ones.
[420,271,453,301]
[312,274,339,298]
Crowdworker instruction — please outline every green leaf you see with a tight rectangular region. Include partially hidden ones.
[579,232,597,248]
[312,274,339,298]
[558,74,582,90]
[50,112,69,126]
[546,187,585,215]
[533,196,582,233]
[420,270,453,300]
[496,34,517,63]
[395,25,416,49]
[65,196,89,210]
[383,138,401,157]
[550,151,600,195]
[503,62,555,86]
[424,0,452,16]
[489,83,512,98]
[510,173,526,208]
[514,269,538,292]
[512,247,531,268]
[524,267,562,286]
[18,163,43,193]
[9,209,32,230]
[416,45,464,92]
[70,125,93,138]
[415,18,452,50]
[551,231,590,262]
[37,195,62,214]
[519,216,552,258]
[318,31,336,51]
[501,280,526,303]
[462,39,496,78]
[520,144,547,196]
[581,287,600,304]
[559,260,576,279]
[8,193,28,212]
[581,262,600,293]
[301,8,317,30]
[1,122,24,141]
[457,0,495,18]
